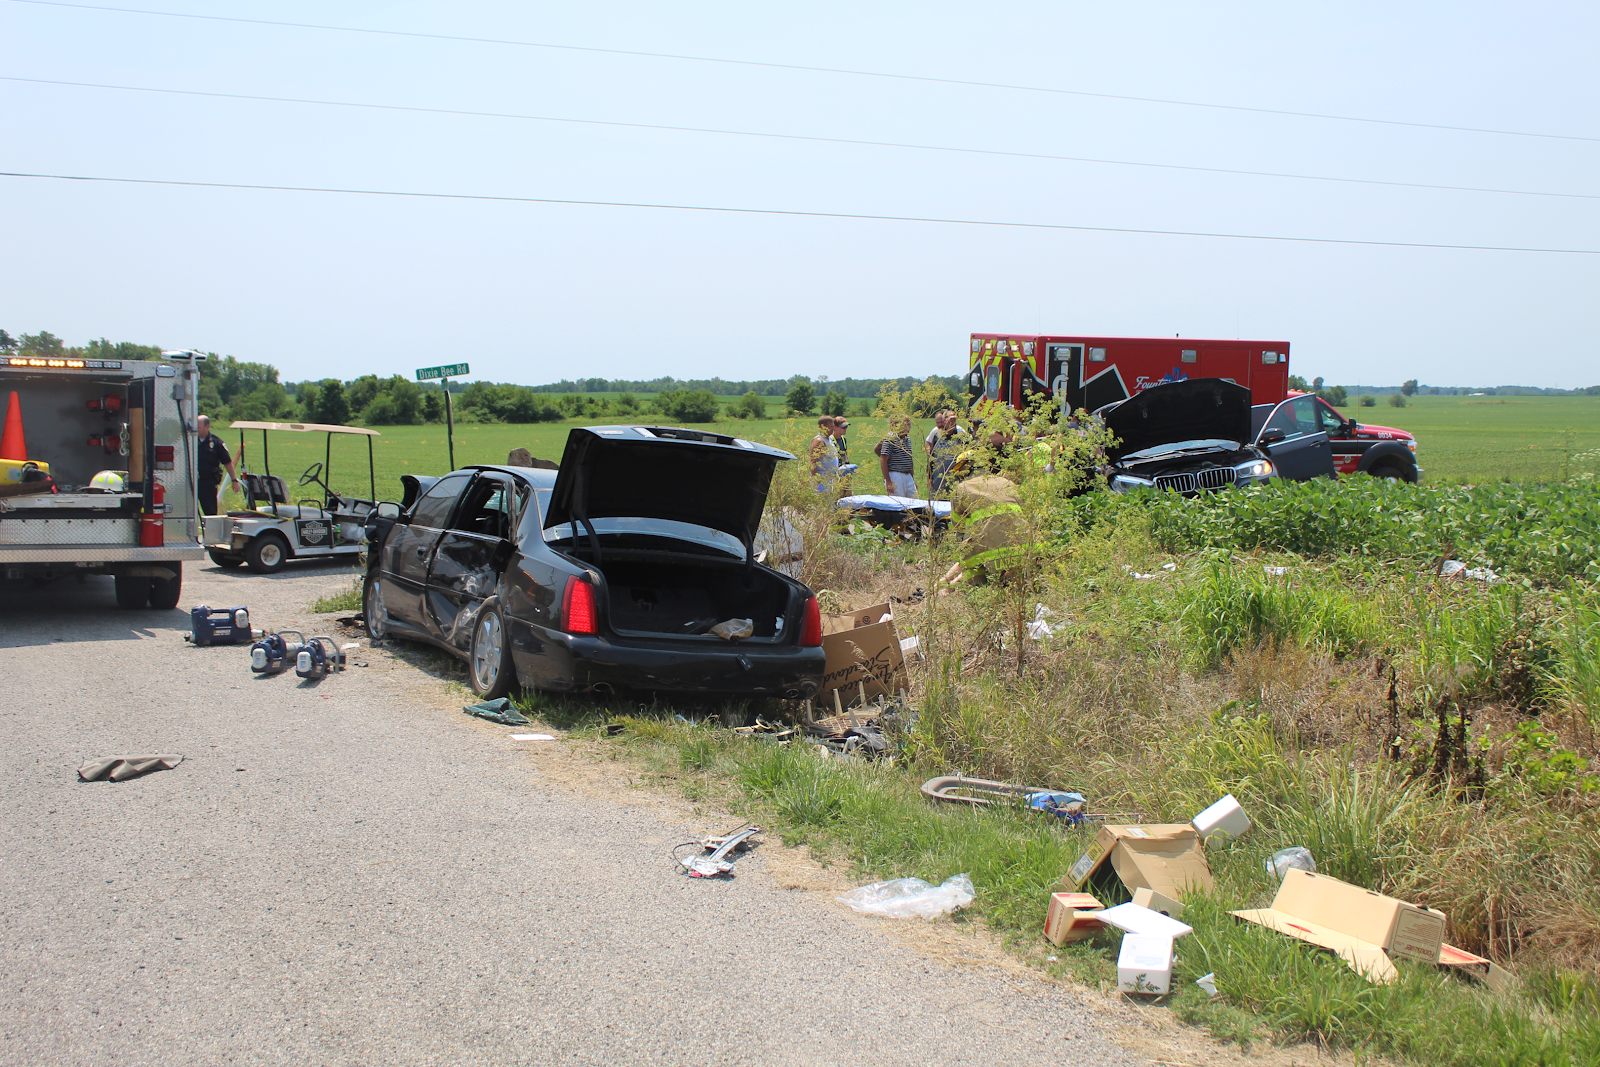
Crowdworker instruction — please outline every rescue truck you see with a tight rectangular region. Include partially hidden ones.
[0,351,205,607]
[967,332,1420,481]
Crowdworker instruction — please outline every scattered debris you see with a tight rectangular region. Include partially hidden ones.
[819,602,908,704]
[733,718,795,742]
[1161,562,1178,572]
[1099,901,1195,941]
[1027,790,1089,822]
[708,618,755,640]
[1263,565,1290,576]
[1132,887,1185,919]
[1266,846,1317,879]
[1122,566,1158,580]
[674,825,762,878]
[509,733,556,741]
[604,722,626,736]
[837,873,974,919]
[79,754,184,782]
[1026,603,1055,640]
[1233,868,1447,984]
[1439,559,1499,582]
[1066,823,1214,898]
[462,698,531,726]
[1192,793,1251,845]
[1044,891,1107,945]
[185,605,261,646]
[1118,933,1176,995]
[1195,972,1219,997]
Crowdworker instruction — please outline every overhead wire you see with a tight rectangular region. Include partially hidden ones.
[4,75,1594,203]
[6,0,1598,144]
[2,170,1594,255]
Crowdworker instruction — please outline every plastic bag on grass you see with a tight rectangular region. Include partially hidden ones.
[1266,846,1316,879]
[837,874,975,919]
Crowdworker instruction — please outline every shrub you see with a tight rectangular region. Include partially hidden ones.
[1361,395,1377,407]
[1389,393,1407,408]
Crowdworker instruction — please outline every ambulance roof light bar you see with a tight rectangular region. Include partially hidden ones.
[5,357,123,370]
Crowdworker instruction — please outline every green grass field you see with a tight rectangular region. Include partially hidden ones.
[217,395,1600,509]
[1346,394,1600,483]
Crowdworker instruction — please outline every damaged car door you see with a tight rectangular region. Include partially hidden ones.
[426,472,521,651]
[383,471,470,629]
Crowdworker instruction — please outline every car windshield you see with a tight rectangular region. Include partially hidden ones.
[1121,438,1239,460]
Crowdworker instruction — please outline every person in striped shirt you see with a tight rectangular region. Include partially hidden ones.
[875,414,919,497]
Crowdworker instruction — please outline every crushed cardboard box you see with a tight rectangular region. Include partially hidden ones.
[1065,823,1214,899]
[819,602,908,705]
[1132,887,1185,920]
[1233,868,1447,984]
[1044,892,1106,946]
[1117,933,1175,995]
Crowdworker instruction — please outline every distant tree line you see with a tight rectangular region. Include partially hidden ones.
[527,374,965,399]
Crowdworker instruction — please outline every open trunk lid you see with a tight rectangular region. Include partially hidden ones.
[1102,378,1254,461]
[544,426,792,554]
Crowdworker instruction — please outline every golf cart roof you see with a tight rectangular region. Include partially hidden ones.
[229,421,381,436]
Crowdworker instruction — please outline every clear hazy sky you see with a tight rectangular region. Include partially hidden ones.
[2,1,1596,388]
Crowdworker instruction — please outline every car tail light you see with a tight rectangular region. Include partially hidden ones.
[798,596,822,647]
[562,576,598,635]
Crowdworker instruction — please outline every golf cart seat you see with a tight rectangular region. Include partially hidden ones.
[243,473,290,508]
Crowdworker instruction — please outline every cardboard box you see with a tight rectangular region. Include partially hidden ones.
[1117,933,1175,995]
[1438,942,1515,994]
[1065,824,1215,898]
[1043,892,1106,946]
[1192,794,1251,845]
[1131,887,1185,920]
[819,602,908,704]
[1232,868,1447,984]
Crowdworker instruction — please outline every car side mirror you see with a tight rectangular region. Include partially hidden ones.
[375,501,402,520]
[1259,428,1287,445]
[1346,420,1360,434]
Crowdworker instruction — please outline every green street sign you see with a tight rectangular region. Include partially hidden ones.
[416,362,469,381]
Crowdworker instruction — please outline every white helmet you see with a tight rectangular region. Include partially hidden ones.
[89,470,125,492]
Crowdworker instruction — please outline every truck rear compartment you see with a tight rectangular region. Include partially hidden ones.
[590,553,793,639]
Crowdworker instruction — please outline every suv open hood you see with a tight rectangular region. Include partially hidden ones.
[1102,378,1254,461]
[544,426,792,551]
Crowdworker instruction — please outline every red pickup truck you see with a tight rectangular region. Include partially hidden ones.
[1251,393,1421,483]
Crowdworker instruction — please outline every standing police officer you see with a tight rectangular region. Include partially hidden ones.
[196,415,241,515]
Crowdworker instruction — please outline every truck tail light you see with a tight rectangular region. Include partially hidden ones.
[562,576,597,635]
[798,596,822,647]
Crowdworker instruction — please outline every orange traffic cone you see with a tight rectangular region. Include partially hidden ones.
[0,392,25,461]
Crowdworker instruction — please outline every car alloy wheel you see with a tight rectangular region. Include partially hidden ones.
[473,610,503,693]
[364,576,388,640]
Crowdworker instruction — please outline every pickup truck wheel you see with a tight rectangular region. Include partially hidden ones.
[148,570,183,610]
[468,599,515,700]
[208,549,244,569]
[1370,464,1405,481]
[114,574,151,609]
[245,533,290,574]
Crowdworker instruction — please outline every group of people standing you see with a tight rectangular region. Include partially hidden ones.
[810,409,971,500]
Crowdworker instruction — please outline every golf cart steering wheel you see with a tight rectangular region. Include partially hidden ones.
[299,462,328,490]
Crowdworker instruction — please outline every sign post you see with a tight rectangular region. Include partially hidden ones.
[416,363,470,471]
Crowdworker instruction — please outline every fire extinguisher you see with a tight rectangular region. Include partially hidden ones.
[139,480,165,547]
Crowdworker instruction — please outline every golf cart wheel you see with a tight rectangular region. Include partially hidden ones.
[114,573,151,610]
[468,598,515,700]
[208,549,244,569]
[363,573,389,641]
[148,569,183,610]
[244,533,290,574]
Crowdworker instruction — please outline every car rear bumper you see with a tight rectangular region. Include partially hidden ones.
[509,620,825,698]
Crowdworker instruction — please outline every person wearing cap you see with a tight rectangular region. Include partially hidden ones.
[810,415,840,493]
[196,414,241,515]
[831,416,856,493]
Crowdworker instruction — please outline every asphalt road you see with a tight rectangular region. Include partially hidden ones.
[1,561,1147,1067]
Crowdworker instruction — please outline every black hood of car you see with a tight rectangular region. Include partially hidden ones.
[1101,379,1254,461]
[543,426,793,549]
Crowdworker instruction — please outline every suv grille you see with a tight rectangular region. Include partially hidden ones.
[1154,467,1236,493]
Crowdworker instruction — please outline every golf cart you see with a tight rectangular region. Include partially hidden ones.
[202,420,381,573]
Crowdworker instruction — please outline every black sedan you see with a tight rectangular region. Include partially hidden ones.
[362,426,827,701]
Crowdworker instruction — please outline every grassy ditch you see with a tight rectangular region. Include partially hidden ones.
[529,446,1600,1065]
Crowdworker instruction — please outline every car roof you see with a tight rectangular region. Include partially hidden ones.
[453,464,558,488]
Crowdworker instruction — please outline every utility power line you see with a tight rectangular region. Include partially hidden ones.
[7,0,1598,144]
[2,170,1593,254]
[6,75,1594,203]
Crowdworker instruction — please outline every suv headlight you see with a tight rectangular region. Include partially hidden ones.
[1235,458,1274,478]
[1109,473,1155,492]
[1406,439,1418,454]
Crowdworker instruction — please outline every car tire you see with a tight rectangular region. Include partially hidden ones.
[363,573,389,641]
[468,598,515,700]
[148,569,183,610]
[209,549,244,569]
[244,533,290,574]
[1370,465,1405,481]
[114,573,151,609]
